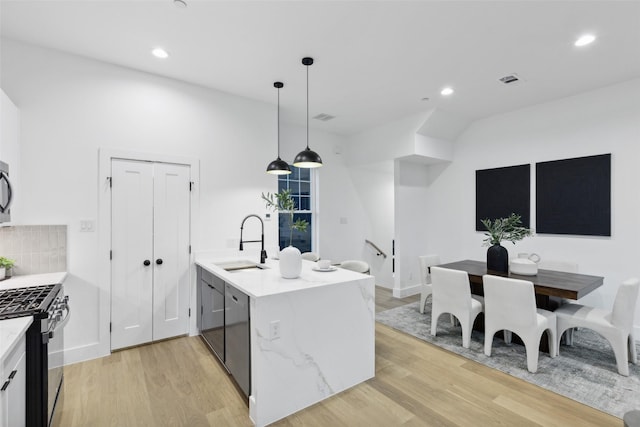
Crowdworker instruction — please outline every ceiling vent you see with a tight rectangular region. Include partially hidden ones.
[313,113,335,122]
[499,74,521,85]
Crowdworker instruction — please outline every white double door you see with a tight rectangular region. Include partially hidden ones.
[111,159,191,351]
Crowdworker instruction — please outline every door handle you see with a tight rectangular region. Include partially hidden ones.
[156,258,163,265]
[143,260,151,266]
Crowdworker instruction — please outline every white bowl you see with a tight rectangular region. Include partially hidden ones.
[510,258,538,276]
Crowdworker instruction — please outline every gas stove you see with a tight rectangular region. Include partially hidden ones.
[0,282,67,426]
[0,284,61,319]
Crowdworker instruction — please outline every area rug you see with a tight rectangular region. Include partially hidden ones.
[376,301,640,418]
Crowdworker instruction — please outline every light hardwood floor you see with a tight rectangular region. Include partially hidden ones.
[58,287,621,426]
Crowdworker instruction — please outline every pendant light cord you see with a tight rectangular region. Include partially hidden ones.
[277,85,281,158]
[306,63,310,150]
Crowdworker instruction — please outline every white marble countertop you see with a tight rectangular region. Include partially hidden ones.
[195,258,367,299]
[0,317,33,363]
[0,272,68,290]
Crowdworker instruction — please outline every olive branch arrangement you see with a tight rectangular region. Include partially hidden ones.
[262,189,308,247]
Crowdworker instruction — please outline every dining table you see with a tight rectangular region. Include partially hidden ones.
[436,259,604,352]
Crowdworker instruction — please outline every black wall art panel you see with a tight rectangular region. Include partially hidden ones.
[536,154,611,236]
[476,164,530,231]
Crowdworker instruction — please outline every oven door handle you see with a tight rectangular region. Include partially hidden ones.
[43,305,71,343]
[58,304,71,329]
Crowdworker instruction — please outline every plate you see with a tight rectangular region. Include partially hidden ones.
[312,266,337,272]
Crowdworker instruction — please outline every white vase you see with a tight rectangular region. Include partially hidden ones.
[279,246,302,279]
[0,267,5,281]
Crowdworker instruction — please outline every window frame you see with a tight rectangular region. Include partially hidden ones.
[277,165,316,252]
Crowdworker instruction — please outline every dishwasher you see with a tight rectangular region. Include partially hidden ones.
[225,283,250,398]
[198,267,225,363]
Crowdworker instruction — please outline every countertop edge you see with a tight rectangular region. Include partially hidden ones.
[0,317,33,363]
[195,259,374,299]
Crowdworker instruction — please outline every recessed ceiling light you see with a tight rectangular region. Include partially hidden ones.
[151,48,169,59]
[421,97,430,102]
[173,0,187,8]
[440,87,454,96]
[574,34,596,47]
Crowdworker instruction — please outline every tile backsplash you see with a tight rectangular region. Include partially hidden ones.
[0,225,67,275]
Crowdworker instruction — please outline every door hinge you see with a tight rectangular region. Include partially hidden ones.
[201,305,203,315]
[107,176,112,188]
[189,245,191,254]
[109,322,112,333]
[109,250,112,260]
[189,181,194,191]
[188,308,191,317]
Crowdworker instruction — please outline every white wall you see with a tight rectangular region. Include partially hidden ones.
[394,159,432,296]
[0,39,370,363]
[0,89,20,224]
[423,78,640,333]
[347,162,395,288]
[279,124,370,265]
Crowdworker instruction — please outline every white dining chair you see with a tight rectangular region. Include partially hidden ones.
[430,267,484,349]
[418,254,440,314]
[483,274,557,373]
[340,260,370,274]
[537,259,579,345]
[555,277,639,376]
[300,252,320,262]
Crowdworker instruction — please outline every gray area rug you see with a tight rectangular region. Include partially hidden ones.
[376,301,640,418]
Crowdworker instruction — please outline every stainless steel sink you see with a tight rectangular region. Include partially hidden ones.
[214,260,269,272]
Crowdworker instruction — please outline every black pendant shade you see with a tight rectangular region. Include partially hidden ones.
[293,148,323,168]
[266,81,291,175]
[293,57,323,169]
[266,157,291,175]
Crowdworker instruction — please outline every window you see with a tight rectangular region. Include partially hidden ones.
[277,166,313,252]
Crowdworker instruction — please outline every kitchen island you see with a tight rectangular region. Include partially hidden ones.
[195,257,375,427]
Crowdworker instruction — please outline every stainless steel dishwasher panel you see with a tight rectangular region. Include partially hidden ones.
[199,267,225,363]
[225,283,250,397]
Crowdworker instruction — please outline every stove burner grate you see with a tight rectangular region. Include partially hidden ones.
[0,284,58,318]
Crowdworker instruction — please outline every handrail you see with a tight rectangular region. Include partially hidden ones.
[365,239,387,258]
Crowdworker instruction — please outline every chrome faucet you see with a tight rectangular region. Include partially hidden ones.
[239,214,267,264]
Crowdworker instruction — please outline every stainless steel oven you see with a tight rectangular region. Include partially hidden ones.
[0,284,69,427]
[0,160,12,223]
[44,289,69,427]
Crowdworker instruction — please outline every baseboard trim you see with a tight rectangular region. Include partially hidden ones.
[392,284,421,298]
[63,342,109,366]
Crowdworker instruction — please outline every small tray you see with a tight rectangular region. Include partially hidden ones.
[312,266,337,272]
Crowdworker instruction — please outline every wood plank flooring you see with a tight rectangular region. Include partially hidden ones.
[58,286,621,426]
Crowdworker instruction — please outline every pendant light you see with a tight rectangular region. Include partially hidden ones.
[293,57,323,168]
[266,81,291,175]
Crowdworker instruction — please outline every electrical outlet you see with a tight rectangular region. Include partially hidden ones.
[265,213,271,221]
[269,320,281,340]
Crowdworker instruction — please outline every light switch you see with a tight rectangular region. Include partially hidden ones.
[80,220,95,232]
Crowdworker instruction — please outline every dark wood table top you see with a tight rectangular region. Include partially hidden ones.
[437,259,603,300]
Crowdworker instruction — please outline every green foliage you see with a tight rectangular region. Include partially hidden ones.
[262,189,309,247]
[481,213,532,246]
[0,257,15,269]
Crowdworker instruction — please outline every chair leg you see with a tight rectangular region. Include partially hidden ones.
[547,328,558,358]
[610,335,630,376]
[503,330,512,344]
[449,314,456,326]
[419,293,427,314]
[460,315,472,349]
[564,328,574,346]
[484,329,496,357]
[430,311,440,337]
[524,337,541,373]
[629,333,638,365]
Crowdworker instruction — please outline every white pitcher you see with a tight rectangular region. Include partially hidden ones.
[518,252,541,263]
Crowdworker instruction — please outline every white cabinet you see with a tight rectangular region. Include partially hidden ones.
[110,159,191,350]
[1,333,26,427]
